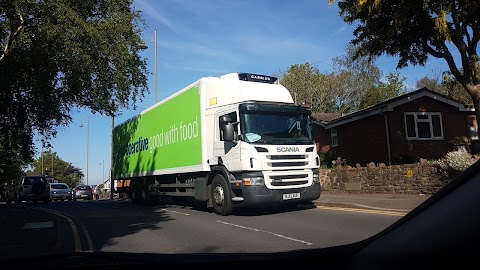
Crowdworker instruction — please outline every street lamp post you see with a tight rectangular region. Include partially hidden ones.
[100,159,105,183]
[154,28,158,103]
[110,115,114,200]
[138,28,158,104]
[79,116,90,185]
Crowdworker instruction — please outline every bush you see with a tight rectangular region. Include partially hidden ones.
[436,151,478,177]
[319,151,335,168]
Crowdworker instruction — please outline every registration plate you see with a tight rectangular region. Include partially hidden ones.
[283,193,300,200]
[81,195,87,197]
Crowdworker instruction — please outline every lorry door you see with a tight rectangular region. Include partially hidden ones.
[213,111,242,171]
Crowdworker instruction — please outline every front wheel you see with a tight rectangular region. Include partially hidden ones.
[211,174,233,216]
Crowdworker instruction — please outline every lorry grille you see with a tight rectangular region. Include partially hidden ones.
[269,162,308,167]
[270,174,309,187]
[265,154,311,168]
[269,155,305,160]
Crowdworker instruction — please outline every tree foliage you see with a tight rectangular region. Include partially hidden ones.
[279,46,406,114]
[331,44,382,112]
[332,0,480,122]
[360,71,407,108]
[0,0,148,182]
[30,150,84,188]
[279,62,336,113]
[416,72,472,104]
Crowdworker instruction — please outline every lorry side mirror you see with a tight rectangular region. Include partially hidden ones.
[222,122,235,142]
[220,115,232,123]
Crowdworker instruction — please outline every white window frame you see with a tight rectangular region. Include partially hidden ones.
[331,128,338,147]
[404,112,444,140]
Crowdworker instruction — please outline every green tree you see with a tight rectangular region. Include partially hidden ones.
[416,75,443,92]
[360,72,407,108]
[416,72,472,104]
[30,150,84,188]
[331,0,480,123]
[331,44,382,112]
[0,0,148,184]
[279,62,336,113]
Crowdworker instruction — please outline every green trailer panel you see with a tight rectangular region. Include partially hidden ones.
[112,86,202,177]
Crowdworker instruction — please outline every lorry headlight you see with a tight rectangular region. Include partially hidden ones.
[242,177,264,186]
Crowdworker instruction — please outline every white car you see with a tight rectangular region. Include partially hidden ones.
[49,183,72,201]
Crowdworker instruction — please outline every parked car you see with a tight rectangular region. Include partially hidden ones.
[48,183,72,201]
[73,185,94,201]
[6,175,50,204]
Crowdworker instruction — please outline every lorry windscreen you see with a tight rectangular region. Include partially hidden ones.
[240,112,312,145]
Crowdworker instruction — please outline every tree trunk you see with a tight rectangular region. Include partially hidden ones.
[466,84,480,128]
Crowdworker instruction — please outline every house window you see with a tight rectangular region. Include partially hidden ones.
[331,128,338,147]
[404,112,444,140]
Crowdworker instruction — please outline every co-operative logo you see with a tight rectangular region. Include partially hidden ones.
[126,137,148,156]
[276,147,300,152]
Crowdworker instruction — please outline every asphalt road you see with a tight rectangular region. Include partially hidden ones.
[1,199,404,258]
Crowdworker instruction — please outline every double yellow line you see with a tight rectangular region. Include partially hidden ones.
[316,205,407,217]
[30,207,94,252]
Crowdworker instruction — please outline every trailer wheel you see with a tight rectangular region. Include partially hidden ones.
[130,180,140,204]
[211,174,233,216]
[140,178,156,205]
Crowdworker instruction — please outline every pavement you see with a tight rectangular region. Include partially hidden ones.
[313,191,432,213]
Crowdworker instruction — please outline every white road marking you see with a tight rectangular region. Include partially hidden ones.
[158,209,191,216]
[217,221,313,246]
[23,221,54,229]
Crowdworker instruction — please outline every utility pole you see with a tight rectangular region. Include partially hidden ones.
[154,28,158,103]
[87,115,90,185]
[110,115,114,200]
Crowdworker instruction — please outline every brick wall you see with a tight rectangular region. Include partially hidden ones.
[319,162,449,195]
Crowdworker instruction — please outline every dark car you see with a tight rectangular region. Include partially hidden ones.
[6,175,50,204]
[73,185,93,201]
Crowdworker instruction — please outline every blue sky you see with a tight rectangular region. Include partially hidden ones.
[38,0,450,186]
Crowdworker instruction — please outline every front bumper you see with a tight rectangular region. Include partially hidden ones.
[50,193,71,200]
[74,194,93,199]
[233,181,321,207]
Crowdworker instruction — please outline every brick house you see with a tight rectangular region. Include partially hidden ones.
[311,88,478,166]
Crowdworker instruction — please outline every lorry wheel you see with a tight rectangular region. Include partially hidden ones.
[130,180,140,204]
[211,174,233,216]
[140,178,154,205]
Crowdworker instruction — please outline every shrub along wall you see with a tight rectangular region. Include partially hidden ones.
[319,162,450,194]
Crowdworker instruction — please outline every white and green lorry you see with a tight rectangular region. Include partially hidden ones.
[112,72,321,215]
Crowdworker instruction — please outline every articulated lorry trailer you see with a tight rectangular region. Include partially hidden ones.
[112,72,321,215]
